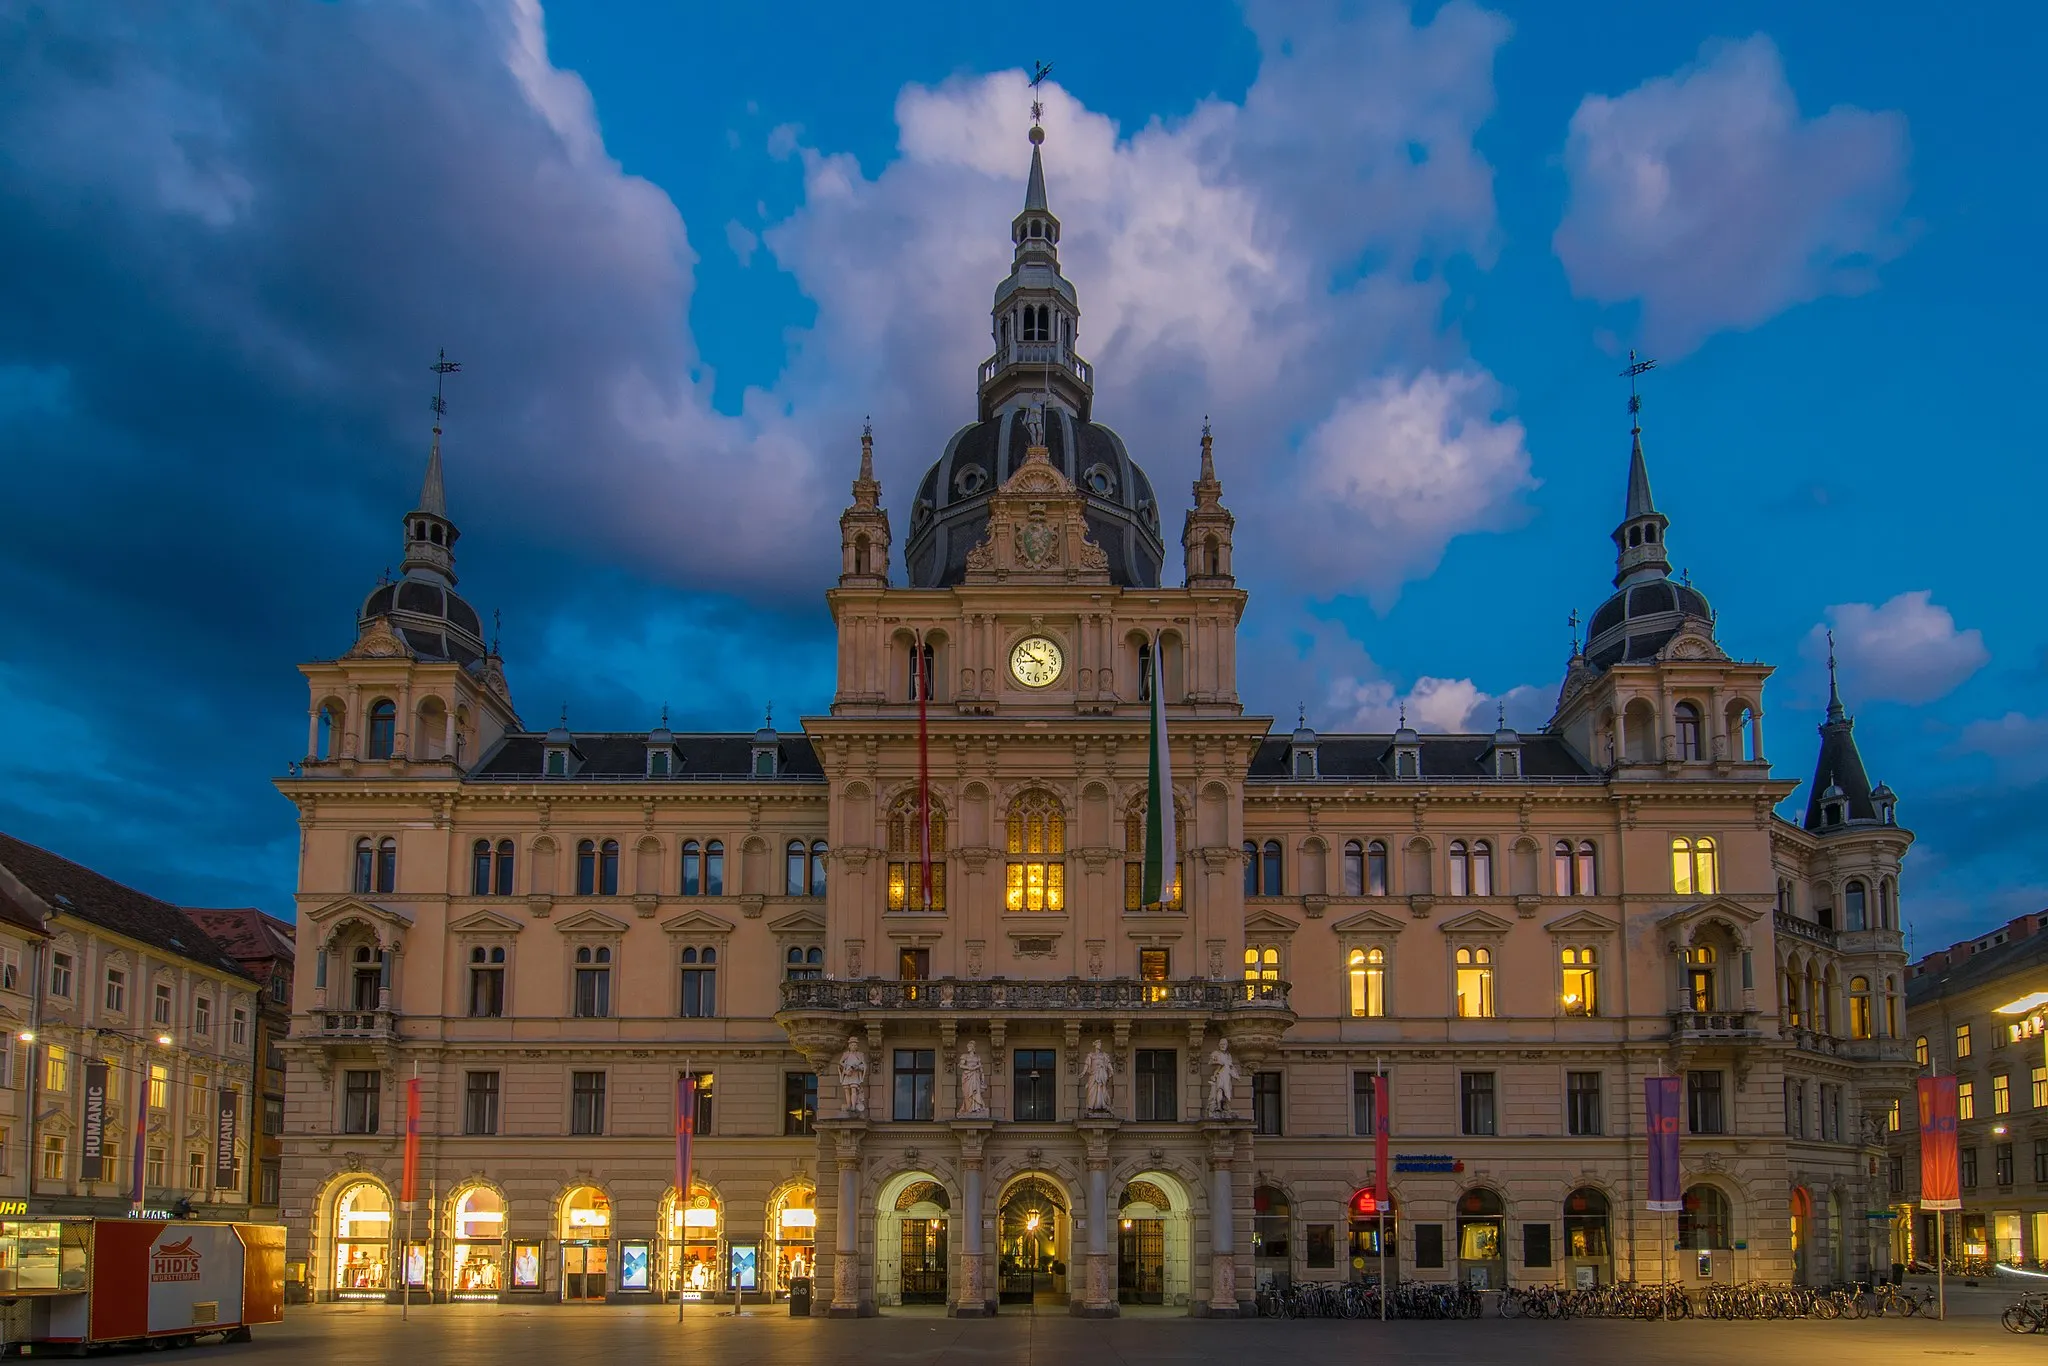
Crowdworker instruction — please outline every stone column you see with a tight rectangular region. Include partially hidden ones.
[1077,1122,1118,1317]
[1201,1124,1245,1317]
[952,1122,992,1316]
[826,1124,866,1317]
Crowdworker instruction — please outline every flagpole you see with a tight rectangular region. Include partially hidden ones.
[402,1059,417,1320]
[1376,1056,1386,1322]
[916,630,932,912]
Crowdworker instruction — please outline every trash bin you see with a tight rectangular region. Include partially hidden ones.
[789,1277,812,1317]
[1892,1262,1906,1286]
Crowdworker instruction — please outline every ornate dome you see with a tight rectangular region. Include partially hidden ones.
[1582,579,1714,671]
[904,405,1165,588]
[358,575,487,666]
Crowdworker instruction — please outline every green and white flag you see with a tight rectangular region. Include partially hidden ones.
[1142,634,1177,907]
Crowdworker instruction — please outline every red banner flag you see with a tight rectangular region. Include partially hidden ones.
[1645,1076,1683,1212]
[676,1073,696,1207]
[1918,1075,1961,1210]
[400,1077,421,1206]
[1372,1075,1390,1206]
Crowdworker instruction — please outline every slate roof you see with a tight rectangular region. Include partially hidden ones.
[182,908,295,969]
[0,832,251,980]
[469,732,826,781]
[0,887,50,941]
[1247,734,1595,780]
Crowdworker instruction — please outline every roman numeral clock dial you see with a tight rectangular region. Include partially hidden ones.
[1009,636,1064,689]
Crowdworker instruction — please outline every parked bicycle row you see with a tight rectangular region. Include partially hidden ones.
[2004,1292,2048,1334]
[1253,1280,1484,1319]
[1257,1278,1937,1322]
[1499,1281,1691,1319]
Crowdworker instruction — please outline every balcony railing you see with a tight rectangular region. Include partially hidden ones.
[779,977,1289,1015]
[1774,910,1836,947]
[307,1009,400,1040]
[978,342,1093,390]
[1669,1008,1761,1040]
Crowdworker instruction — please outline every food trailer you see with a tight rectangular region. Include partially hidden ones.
[0,1217,284,1352]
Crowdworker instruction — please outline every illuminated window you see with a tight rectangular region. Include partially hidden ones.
[1671,837,1718,895]
[1348,947,1387,1018]
[1454,947,1494,1018]
[1994,1073,2012,1116]
[1849,976,1873,1040]
[2033,1066,2047,1109]
[42,1044,66,1093]
[1244,945,1281,983]
[150,1064,168,1109]
[1888,1098,1901,1132]
[1140,948,1170,1002]
[1956,1023,1973,1059]
[888,796,948,912]
[1122,805,1182,910]
[1685,946,1718,1012]
[1958,1081,1976,1121]
[1560,946,1598,1017]
[1004,792,1066,913]
[1916,1035,1929,1066]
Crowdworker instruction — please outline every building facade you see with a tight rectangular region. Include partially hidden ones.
[0,832,262,1220]
[1889,912,2048,1270]
[184,907,296,1223]
[276,125,1917,1313]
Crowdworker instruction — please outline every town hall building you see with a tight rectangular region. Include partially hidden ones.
[275,121,1916,1313]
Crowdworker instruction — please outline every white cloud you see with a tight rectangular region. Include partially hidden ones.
[1554,34,1910,354]
[1957,712,2048,769]
[1804,591,1987,705]
[724,220,759,267]
[1328,673,1551,733]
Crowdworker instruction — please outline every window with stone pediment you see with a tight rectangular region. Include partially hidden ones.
[784,945,824,981]
[1454,945,1494,1018]
[1123,802,1184,911]
[1005,791,1065,913]
[888,795,947,912]
[1559,946,1598,1017]
[1347,946,1388,1018]
[572,944,612,1018]
[679,946,718,1019]
[468,945,507,1018]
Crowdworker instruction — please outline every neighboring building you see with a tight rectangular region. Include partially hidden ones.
[276,121,1916,1312]
[0,832,261,1219]
[1891,912,2048,1269]
[184,908,296,1221]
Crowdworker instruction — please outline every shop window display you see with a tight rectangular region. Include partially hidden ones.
[669,1185,722,1298]
[771,1185,816,1296]
[451,1187,506,1296]
[333,1181,393,1294]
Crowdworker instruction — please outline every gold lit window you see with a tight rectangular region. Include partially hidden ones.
[1244,945,1281,983]
[1005,792,1066,913]
[1348,947,1387,1018]
[1671,837,1719,895]
[1122,807,1183,910]
[886,797,947,912]
[1560,946,1598,1017]
[1454,946,1494,1018]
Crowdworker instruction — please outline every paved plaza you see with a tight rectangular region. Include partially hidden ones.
[172,1282,2040,1366]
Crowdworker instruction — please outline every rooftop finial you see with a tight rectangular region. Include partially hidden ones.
[1498,700,1507,729]
[491,607,501,654]
[660,703,670,728]
[1398,701,1407,729]
[1568,607,1581,657]
[1825,628,1846,723]
[422,348,462,516]
[764,703,774,730]
[859,416,875,482]
[1199,416,1216,484]
[1621,349,1656,435]
[1297,701,1306,728]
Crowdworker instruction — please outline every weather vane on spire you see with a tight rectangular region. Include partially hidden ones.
[1619,349,1656,431]
[430,348,462,427]
[1029,60,1054,134]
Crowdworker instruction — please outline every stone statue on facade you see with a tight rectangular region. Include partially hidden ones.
[836,1035,868,1117]
[1081,1039,1115,1115]
[1206,1037,1242,1117]
[957,1041,990,1118]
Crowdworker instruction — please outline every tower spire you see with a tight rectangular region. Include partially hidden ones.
[1825,628,1846,723]
[1610,350,1671,588]
[401,350,463,585]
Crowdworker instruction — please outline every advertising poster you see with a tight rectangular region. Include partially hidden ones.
[729,1243,758,1292]
[620,1242,650,1291]
[82,1062,109,1181]
[214,1087,239,1190]
[1918,1075,1961,1210]
[512,1243,541,1289]
[1644,1076,1682,1212]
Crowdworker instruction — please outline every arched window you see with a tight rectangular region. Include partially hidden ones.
[1879,878,1895,929]
[1671,837,1718,895]
[1448,841,1471,897]
[888,797,948,911]
[572,945,612,1018]
[907,641,934,702]
[785,946,824,982]
[1005,791,1066,912]
[1366,840,1389,895]
[1685,945,1717,1012]
[1674,702,1702,760]
[681,840,702,895]
[1849,976,1873,1039]
[1123,804,1182,910]
[1242,841,1258,897]
[1885,976,1899,1037]
[350,945,383,1010]
[316,704,339,762]
[1244,945,1281,983]
[1678,1185,1731,1250]
[1262,841,1282,897]
[679,946,717,1019]
[1454,946,1494,1018]
[1136,641,1154,702]
[366,700,396,760]
[1470,840,1493,896]
[810,840,829,897]
[471,840,493,896]
[467,945,505,1018]
[1915,1035,1929,1066]
[576,841,597,896]
[494,840,515,896]
[1845,880,1867,931]
[1348,947,1387,1018]
[375,837,397,894]
[784,840,804,895]
[1342,841,1365,896]
[1560,946,1597,1016]
[599,839,620,896]
[1553,840,1573,895]
[354,837,374,894]
[1555,840,1598,895]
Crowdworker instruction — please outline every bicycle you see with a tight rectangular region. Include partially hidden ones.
[2003,1292,2048,1333]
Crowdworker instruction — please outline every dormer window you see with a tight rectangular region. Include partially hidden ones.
[1395,747,1419,778]
[1293,750,1316,778]
[1497,748,1520,777]
[648,749,671,777]
[546,749,567,777]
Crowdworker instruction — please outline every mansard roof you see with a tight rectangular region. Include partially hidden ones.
[1245,733,1594,781]
[469,731,824,781]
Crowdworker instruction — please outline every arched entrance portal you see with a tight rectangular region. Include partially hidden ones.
[999,1175,1070,1305]
[769,1182,817,1300]
[1456,1187,1506,1289]
[331,1179,393,1297]
[876,1175,951,1307]
[559,1186,612,1302]
[449,1186,507,1297]
[1117,1173,1192,1306]
[1789,1186,1812,1284]
[1562,1187,1612,1287]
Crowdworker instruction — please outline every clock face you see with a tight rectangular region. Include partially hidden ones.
[1009,636,1065,688]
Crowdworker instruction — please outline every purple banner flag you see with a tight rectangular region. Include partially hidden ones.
[1645,1076,1683,1212]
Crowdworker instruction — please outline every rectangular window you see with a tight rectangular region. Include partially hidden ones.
[1460,1071,1496,1136]
[1888,1097,1901,1132]
[263,1096,284,1136]
[893,1049,935,1122]
[898,947,930,981]
[1252,1071,1283,1135]
[0,947,17,990]
[42,1044,66,1093]
[1014,1048,1056,1122]
[469,966,504,1018]
[49,952,72,998]
[1523,1223,1553,1269]
[464,1071,500,1136]
[1958,1081,1976,1121]
[187,1151,204,1190]
[1785,1079,1806,1138]
[104,968,126,1013]
[573,964,610,1018]
[1996,1142,2015,1186]
[1414,1224,1445,1269]
[1888,1156,1904,1194]
[146,1147,166,1188]
[1956,1023,1973,1058]
[1687,1070,1726,1135]
[570,1071,607,1135]
[260,1161,281,1206]
[1961,1147,1979,1190]
[2034,1067,2048,1109]
[194,997,211,1035]
[1135,1049,1177,1122]
[2034,1140,2048,1185]
[230,1008,247,1045]
[149,1064,168,1110]
[1566,1071,1603,1136]
[1995,1074,2012,1115]
[342,1070,380,1134]
[1819,1083,1842,1142]
[1353,1071,1387,1137]
[154,983,172,1025]
[784,1072,818,1136]
[40,1134,64,1181]
[680,960,717,1018]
